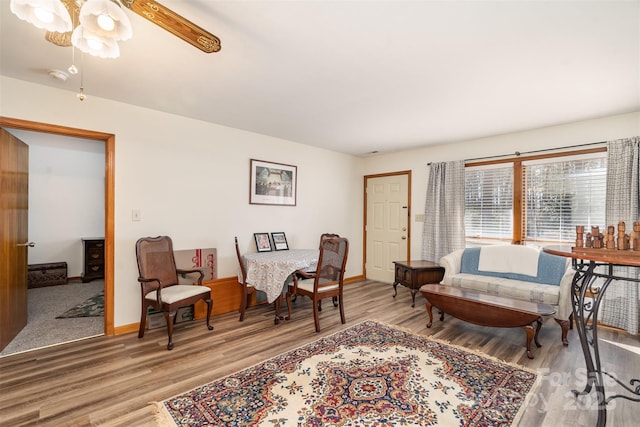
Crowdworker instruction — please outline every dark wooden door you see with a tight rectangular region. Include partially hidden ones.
[0,128,29,351]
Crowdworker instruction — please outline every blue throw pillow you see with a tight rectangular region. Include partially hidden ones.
[535,252,567,285]
[460,247,481,274]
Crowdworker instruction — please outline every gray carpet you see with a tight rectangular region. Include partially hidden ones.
[0,281,104,357]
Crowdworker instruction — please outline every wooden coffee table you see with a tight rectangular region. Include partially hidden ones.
[420,284,556,359]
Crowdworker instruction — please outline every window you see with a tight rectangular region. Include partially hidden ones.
[523,154,607,243]
[464,149,607,246]
[465,164,513,241]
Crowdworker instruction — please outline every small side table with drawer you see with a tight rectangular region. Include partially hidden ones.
[393,260,445,307]
[82,237,105,283]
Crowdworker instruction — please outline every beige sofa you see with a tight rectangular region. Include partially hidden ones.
[439,245,574,345]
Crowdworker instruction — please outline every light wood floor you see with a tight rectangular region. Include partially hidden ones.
[1,279,638,426]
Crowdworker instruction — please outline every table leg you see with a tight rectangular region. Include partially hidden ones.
[524,323,535,359]
[274,297,282,325]
[273,295,290,325]
[274,277,295,325]
[426,301,434,328]
[569,261,640,426]
[410,289,417,307]
[393,282,398,298]
[571,262,611,426]
[534,317,543,348]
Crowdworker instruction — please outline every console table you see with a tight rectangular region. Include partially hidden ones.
[543,245,640,427]
[393,260,445,307]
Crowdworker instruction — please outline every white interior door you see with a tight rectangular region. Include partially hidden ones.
[365,173,409,283]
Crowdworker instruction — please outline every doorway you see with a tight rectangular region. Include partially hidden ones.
[364,171,411,283]
[0,116,115,353]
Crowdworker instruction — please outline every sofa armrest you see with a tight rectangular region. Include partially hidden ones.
[439,249,464,285]
[556,264,575,321]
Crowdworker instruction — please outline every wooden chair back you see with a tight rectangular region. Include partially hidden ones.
[136,236,179,290]
[235,236,247,283]
[319,233,340,249]
[314,237,349,292]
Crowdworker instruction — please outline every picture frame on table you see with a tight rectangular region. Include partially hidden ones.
[254,233,272,252]
[271,232,289,251]
[249,159,297,206]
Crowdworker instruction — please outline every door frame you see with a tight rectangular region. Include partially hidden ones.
[363,170,412,279]
[0,116,115,336]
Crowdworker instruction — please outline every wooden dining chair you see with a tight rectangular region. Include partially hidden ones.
[319,233,340,247]
[136,236,213,350]
[319,233,340,309]
[287,236,349,332]
[295,233,341,310]
[235,236,257,321]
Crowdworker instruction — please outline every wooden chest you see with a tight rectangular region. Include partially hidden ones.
[28,262,68,288]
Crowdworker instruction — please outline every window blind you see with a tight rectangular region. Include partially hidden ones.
[465,164,513,241]
[522,153,607,243]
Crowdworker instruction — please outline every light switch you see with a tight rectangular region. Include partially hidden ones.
[132,209,141,222]
[415,214,424,222]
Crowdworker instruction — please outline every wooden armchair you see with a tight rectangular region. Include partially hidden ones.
[287,237,349,332]
[136,236,213,350]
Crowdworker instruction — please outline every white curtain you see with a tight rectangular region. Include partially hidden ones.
[422,161,466,263]
[602,137,640,334]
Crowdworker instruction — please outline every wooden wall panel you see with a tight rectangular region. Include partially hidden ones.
[194,276,258,319]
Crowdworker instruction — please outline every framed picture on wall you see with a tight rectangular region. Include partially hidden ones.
[254,232,272,252]
[271,232,289,251]
[250,159,297,206]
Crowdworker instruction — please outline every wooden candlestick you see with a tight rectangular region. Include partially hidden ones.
[575,226,584,247]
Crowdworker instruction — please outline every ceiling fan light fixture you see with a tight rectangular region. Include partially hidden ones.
[72,24,120,58]
[97,13,115,31]
[79,0,132,41]
[34,7,54,23]
[10,0,73,33]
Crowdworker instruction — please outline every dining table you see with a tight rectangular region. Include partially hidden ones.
[241,249,319,322]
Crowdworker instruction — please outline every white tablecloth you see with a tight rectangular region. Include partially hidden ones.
[241,249,319,303]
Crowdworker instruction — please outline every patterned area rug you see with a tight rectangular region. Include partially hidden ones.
[155,320,538,426]
[55,291,104,318]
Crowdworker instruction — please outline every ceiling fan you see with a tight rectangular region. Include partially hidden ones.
[11,0,221,56]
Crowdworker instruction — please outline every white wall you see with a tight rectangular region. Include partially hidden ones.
[363,111,640,259]
[3,76,637,328]
[1,76,365,327]
[8,130,105,277]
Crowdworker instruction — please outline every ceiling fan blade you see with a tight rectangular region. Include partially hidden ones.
[121,0,221,53]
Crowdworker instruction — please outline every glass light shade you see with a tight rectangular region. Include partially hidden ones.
[97,14,115,31]
[79,0,132,41]
[72,25,120,58]
[10,0,72,33]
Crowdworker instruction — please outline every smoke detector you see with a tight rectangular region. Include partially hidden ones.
[48,69,69,82]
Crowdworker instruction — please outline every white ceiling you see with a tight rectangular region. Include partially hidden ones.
[1,1,638,156]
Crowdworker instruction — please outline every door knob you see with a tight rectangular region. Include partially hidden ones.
[401,236,407,240]
[17,242,35,247]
